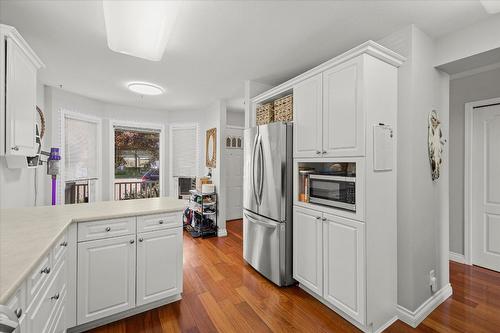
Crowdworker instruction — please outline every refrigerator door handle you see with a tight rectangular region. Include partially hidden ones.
[244,212,278,229]
[258,136,264,204]
[251,133,260,205]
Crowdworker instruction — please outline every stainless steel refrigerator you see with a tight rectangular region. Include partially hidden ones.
[243,122,293,286]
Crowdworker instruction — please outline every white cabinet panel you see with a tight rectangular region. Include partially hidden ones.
[293,74,323,158]
[6,283,26,333]
[293,206,323,296]
[322,57,364,157]
[136,228,183,306]
[77,217,135,242]
[77,235,136,324]
[5,37,37,156]
[137,212,182,233]
[323,213,365,324]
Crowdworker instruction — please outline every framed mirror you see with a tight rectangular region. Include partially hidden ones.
[206,127,217,168]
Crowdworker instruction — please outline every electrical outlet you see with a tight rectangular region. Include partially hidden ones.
[429,270,437,293]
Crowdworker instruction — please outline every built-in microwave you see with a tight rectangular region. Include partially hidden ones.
[308,174,356,211]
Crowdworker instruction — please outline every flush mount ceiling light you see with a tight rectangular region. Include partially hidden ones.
[128,82,165,95]
[480,0,500,14]
[103,0,180,61]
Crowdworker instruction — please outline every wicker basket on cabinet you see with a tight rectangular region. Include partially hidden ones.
[273,94,293,122]
[256,103,274,125]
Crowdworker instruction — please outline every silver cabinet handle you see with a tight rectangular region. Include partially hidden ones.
[316,150,321,155]
[50,293,59,301]
[40,267,50,274]
[14,308,22,318]
[105,227,111,232]
[138,237,144,242]
[316,216,321,220]
[11,146,19,151]
[158,220,164,224]
[0,305,19,332]
[60,241,68,247]
[322,151,327,154]
[130,239,135,244]
[322,217,327,221]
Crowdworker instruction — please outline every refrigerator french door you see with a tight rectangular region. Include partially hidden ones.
[243,122,293,286]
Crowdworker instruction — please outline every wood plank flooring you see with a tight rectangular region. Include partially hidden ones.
[88,220,500,333]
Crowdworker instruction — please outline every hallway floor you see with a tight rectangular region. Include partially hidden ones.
[89,220,500,333]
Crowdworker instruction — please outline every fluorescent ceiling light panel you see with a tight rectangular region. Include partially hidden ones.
[480,0,500,14]
[128,82,165,95]
[103,0,180,61]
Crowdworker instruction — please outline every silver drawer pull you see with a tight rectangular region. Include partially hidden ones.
[158,220,164,224]
[50,293,59,301]
[322,217,327,221]
[40,267,50,274]
[315,150,321,154]
[138,237,144,242]
[130,239,135,244]
[105,227,111,232]
[14,308,22,318]
[322,150,327,154]
[11,146,19,151]
[60,241,68,247]
[316,216,321,220]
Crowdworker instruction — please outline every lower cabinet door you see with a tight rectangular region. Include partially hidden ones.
[77,235,136,324]
[293,206,323,296]
[323,213,365,325]
[136,228,183,306]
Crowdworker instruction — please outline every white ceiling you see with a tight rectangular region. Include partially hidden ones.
[0,0,489,111]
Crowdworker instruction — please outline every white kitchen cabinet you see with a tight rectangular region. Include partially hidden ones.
[293,74,323,158]
[323,213,365,325]
[77,235,136,324]
[136,228,183,306]
[0,24,44,162]
[322,57,364,157]
[292,206,323,296]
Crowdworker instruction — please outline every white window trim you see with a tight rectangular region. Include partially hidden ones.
[60,109,102,204]
[169,123,199,196]
[109,119,166,200]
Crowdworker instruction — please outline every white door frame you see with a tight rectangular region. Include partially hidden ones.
[464,97,500,264]
[168,123,199,196]
[109,120,166,200]
[60,109,102,204]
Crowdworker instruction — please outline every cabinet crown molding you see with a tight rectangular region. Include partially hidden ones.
[0,24,45,69]
[252,40,405,104]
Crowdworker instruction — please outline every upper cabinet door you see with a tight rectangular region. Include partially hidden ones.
[293,73,323,158]
[136,228,183,306]
[322,57,364,157]
[293,206,323,296]
[5,37,37,156]
[323,214,365,325]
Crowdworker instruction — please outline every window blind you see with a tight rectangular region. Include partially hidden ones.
[64,116,99,181]
[171,125,198,177]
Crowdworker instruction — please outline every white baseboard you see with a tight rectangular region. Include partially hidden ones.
[397,283,452,328]
[217,228,227,237]
[449,252,466,264]
[374,316,398,333]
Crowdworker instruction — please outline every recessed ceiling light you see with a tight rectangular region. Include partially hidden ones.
[480,0,500,14]
[103,1,180,61]
[127,82,165,96]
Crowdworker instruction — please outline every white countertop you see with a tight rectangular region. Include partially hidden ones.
[0,197,187,304]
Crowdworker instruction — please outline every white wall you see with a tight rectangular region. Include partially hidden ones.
[378,25,450,312]
[0,81,48,208]
[226,110,245,127]
[449,67,500,255]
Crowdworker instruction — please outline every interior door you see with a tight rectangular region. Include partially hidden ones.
[293,206,323,296]
[257,122,286,222]
[136,228,182,306]
[323,213,365,325]
[472,103,500,272]
[293,73,323,158]
[77,235,136,324]
[226,143,244,220]
[243,127,259,214]
[6,37,37,156]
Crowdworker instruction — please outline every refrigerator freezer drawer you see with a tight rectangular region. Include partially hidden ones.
[243,210,293,286]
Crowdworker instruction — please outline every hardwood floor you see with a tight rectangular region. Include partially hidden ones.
[88,220,500,333]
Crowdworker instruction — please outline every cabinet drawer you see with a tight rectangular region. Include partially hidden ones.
[26,253,51,306]
[52,230,68,265]
[6,283,26,333]
[137,212,182,233]
[78,217,136,242]
[27,258,67,333]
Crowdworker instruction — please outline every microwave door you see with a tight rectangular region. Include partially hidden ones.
[243,127,259,215]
